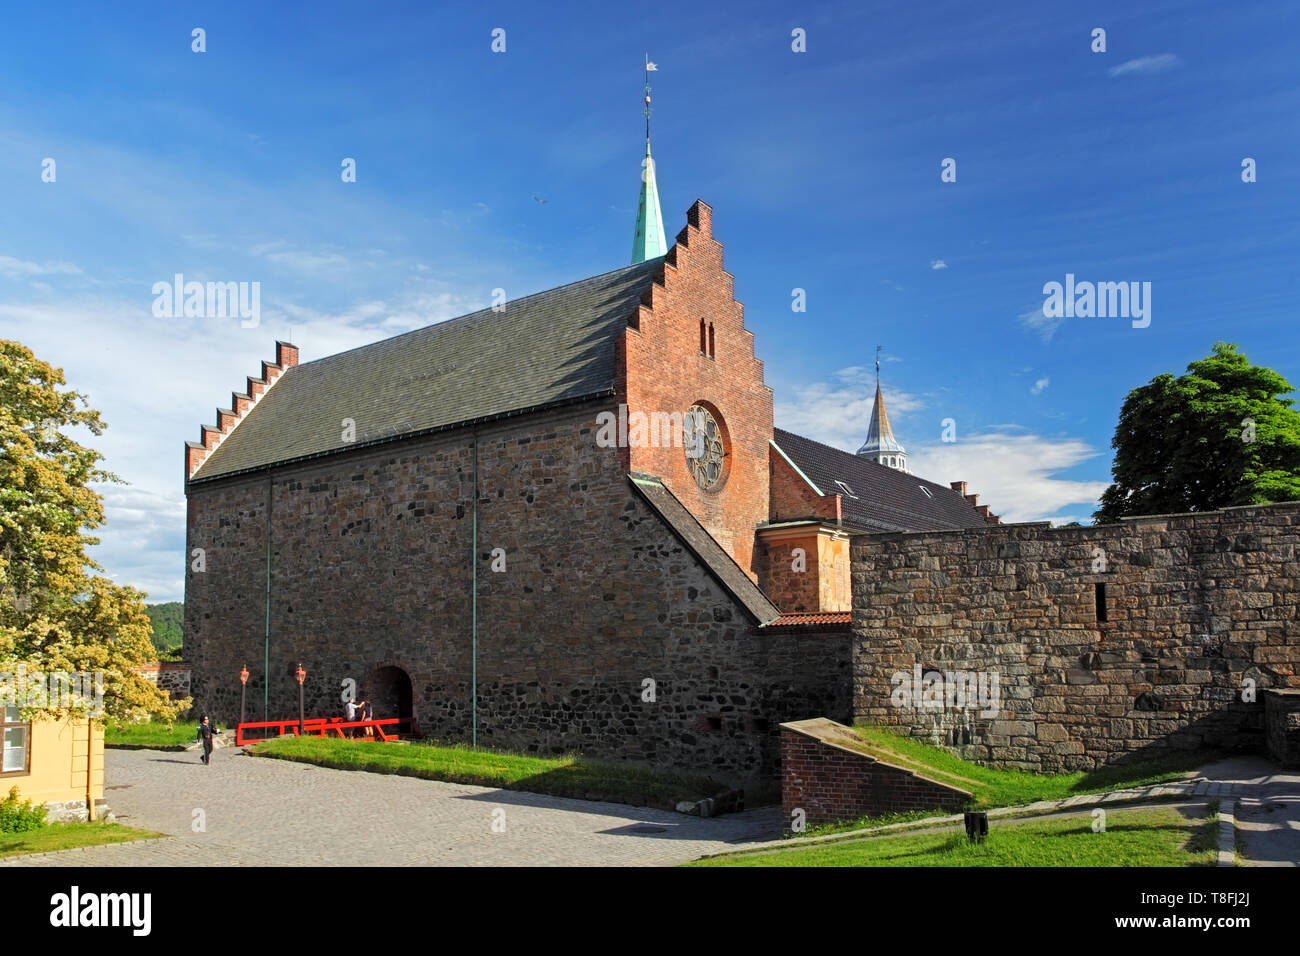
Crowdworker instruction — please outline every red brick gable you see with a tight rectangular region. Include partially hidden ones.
[616,200,774,580]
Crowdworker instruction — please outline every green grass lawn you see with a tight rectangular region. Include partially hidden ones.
[250,736,725,811]
[793,725,1219,837]
[0,821,164,858]
[690,807,1218,867]
[104,719,198,749]
[852,724,1212,807]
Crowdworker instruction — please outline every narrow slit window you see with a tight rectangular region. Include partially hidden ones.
[699,319,706,354]
[1094,582,1108,622]
[708,322,715,358]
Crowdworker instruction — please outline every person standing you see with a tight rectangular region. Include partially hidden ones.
[344,697,357,739]
[197,715,217,765]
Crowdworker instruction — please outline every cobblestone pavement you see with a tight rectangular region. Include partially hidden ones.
[2,748,781,867]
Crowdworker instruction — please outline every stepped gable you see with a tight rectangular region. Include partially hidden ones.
[187,258,666,483]
[185,341,297,479]
[771,427,996,532]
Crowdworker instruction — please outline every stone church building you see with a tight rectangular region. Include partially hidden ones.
[183,189,1000,783]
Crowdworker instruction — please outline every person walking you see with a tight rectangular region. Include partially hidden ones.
[197,715,218,765]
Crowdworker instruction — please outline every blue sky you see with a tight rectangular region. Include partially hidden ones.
[2,0,1297,602]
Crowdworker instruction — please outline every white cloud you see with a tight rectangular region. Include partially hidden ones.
[775,368,925,452]
[0,255,82,278]
[1020,303,1063,343]
[908,431,1109,523]
[930,259,948,270]
[89,484,186,602]
[1108,54,1182,77]
[1031,376,1050,395]
[1,281,482,601]
[268,250,350,272]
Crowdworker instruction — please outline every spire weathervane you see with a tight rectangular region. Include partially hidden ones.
[858,345,908,471]
[644,53,654,144]
[632,54,667,263]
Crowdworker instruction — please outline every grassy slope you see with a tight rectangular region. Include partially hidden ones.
[852,724,1213,809]
[689,807,1218,867]
[0,821,164,858]
[250,736,724,810]
[104,719,198,748]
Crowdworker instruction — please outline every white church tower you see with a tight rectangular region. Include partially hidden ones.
[856,348,908,472]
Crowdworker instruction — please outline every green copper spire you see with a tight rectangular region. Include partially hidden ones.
[632,55,667,263]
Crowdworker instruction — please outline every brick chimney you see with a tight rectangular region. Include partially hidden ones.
[950,481,966,497]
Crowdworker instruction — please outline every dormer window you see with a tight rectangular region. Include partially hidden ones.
[834,480,857,499]
[918,485,933,499]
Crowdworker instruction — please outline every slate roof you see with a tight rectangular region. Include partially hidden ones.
[190,257,666,482]
[628,473,780,626]
[772,428,989,533]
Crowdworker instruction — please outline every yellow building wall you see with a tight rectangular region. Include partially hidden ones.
[2,716,103,807]
[817,533,851,612]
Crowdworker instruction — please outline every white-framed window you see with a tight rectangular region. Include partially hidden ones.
[918,485,933,499]
[834,479,857,498]
[1,706,30,775]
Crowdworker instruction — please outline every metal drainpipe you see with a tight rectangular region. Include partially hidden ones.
[471,430,478,749]
[264,477,272,720]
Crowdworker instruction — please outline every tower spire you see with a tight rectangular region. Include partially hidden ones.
[632,54,667,263]
[857,346,908,471]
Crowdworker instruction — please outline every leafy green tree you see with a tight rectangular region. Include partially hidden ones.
[0,339,185,720]
[144,602,184,655]
[1095,342,1300,523]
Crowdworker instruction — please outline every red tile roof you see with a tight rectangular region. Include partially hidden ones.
[765,611,852,628]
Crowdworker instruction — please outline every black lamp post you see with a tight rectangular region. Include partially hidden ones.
[296,663,306,735]
[239,665,249,727]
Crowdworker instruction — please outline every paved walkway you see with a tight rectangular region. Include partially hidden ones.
[1208,757,1300,867]
[6,750,1295,867]
[2,748,780,867]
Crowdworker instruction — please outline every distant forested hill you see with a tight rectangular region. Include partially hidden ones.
[145,602,184,655]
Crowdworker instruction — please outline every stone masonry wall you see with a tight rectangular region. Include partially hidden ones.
[134,663,191,701]
[852,503,1300,772]
[1263,689,1300,768]
[186,398,850,785]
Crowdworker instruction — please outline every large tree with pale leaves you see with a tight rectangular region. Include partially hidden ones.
[0,339,185,720]
[1095,342,1300,523]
